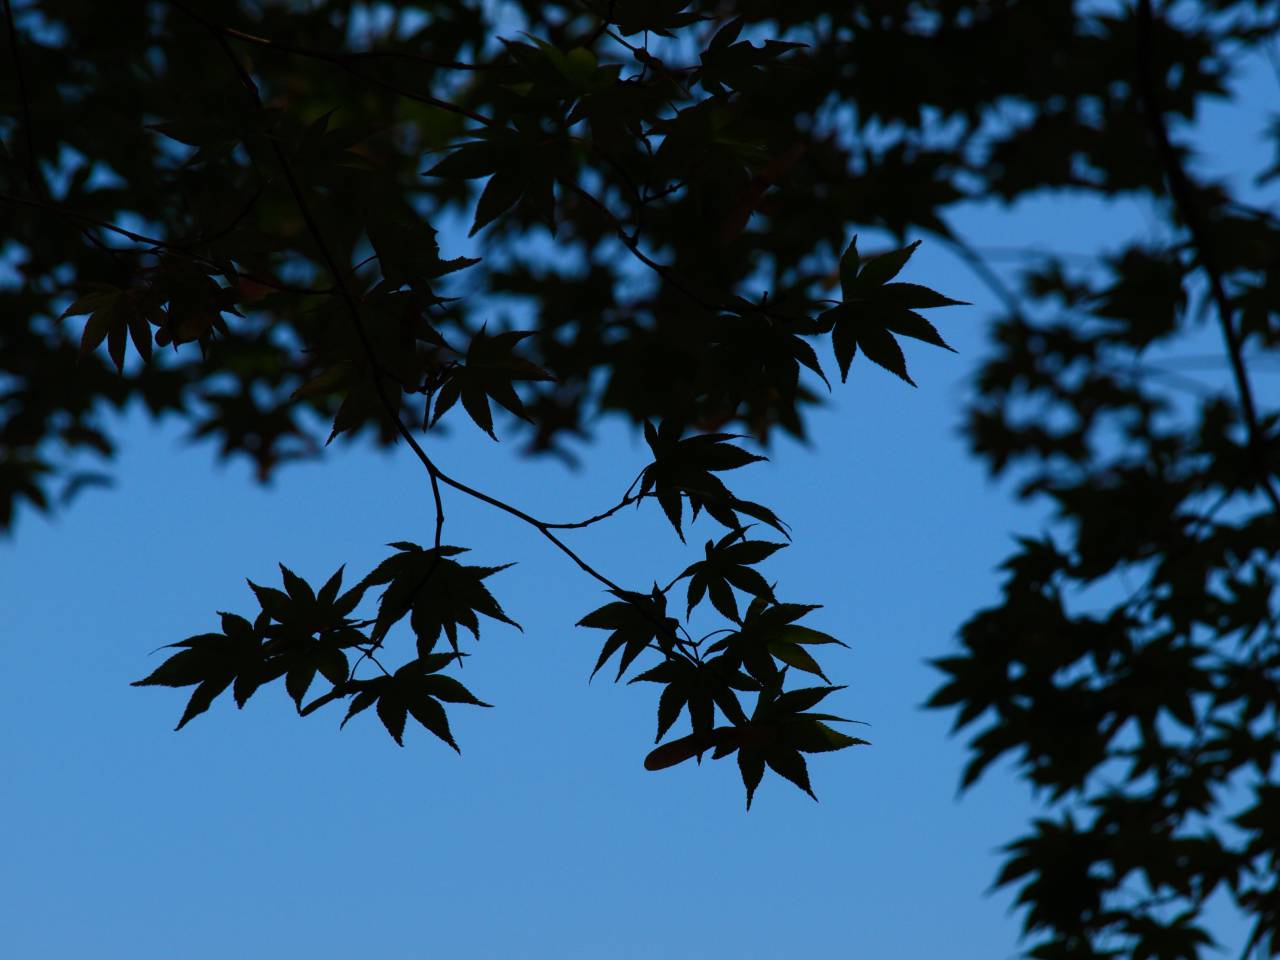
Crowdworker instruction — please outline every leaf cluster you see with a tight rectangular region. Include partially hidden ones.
[135,551,504,751]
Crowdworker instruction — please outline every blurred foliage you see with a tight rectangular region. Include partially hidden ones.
[2,0,1279,955]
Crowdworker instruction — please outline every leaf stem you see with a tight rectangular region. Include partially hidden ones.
[541,490,646,530]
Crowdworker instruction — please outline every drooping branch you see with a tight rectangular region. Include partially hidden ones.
[174,0,699,662]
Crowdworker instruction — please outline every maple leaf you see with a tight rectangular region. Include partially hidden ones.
[704,596,845,684]
[638,420,785,540]
[738,682,868,807]
[425,127,565,235]
[132,611,271,730]
[676,528,785,621]
[366,210,479,289]
[431,328,554,439]
[577,586,682,681]
[820,237,966,385]
[637,681,866,808]
[246,564,368,708]
[358,542,520,657]
[642,680,866,808]
[630,654,758,743]
[695,16,807,97]
[63,284,154,371]
[611,0,702,37]
[341,655,490,751]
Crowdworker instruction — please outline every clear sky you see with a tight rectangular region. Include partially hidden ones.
[3,29,1274,960]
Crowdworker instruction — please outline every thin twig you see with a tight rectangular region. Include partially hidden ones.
[581,0,618,48]
[343,49,495,72]
[169,181,265,251]
[0,192,328,296]
[542,491,646,529]
[171,5,496,127]
[562,178,721,313]
[595,17,696,93]
[2,192,163,246]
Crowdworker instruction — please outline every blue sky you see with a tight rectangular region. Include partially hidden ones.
[4,320,1046,960]
[4,25,1277,960]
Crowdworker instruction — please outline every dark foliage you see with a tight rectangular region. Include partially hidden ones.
[3,1,1278,956]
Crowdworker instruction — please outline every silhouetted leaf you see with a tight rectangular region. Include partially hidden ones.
[359,542,519,656]
[638,420,783,539]
[578,586,680,680]
[824,237,964,384]
[432,328,554,439]
[677,528,784,621]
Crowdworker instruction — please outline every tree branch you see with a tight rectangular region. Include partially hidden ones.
[1134,0,1280,512]
[177,1,698,664]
